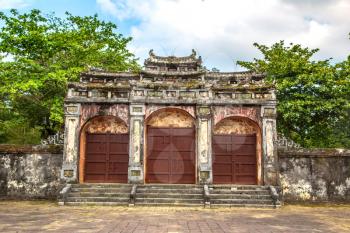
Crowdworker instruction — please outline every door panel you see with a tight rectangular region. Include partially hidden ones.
[146,127,195,184]
[213,134,257,184]
[85,133,129,183]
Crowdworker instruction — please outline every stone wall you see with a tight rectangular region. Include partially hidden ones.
[0,145,63,199]
[279,148,350,203]
[1,143,349,203]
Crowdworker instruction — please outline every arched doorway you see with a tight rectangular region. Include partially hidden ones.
[212,117,261,184]
[79,116,129,183]
[145,108,196,184]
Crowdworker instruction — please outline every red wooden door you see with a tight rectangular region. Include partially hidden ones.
[85,133,129,183]
[212,134,257,184]
[146,127,195,184]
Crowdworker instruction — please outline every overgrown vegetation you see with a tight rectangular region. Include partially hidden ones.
[238,40,350,148]
[0,9,140,144]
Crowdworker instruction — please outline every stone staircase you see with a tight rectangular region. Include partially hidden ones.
[134,184,204,207]
[59,183,280,208]
[208,185,280,208]
[62,183,132,206]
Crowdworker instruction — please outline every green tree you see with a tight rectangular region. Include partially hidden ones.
[238,41,350,148]
[0,9,140,143]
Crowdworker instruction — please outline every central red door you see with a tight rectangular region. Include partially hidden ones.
[85,133,129,183]
[146,127,195,184]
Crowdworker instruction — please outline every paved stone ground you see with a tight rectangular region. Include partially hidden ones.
[0,201,350,233]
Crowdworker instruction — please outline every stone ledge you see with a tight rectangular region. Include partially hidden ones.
[278,147,350,157]
[65,97,276,105]
[0,144,63,154]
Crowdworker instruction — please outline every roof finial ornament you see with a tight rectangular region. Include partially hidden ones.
[191,49,197,58]
[149,49,155,57]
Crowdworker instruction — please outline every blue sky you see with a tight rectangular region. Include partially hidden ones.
[0,0,137,35]
[29,0,142,34]
[1,0,349,71]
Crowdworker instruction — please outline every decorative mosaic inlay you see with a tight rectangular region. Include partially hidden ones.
[131,170,141,176]
[66,106,78,114]
[63,170,74,178]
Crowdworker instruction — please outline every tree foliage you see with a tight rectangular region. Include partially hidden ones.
[238,41,350,148]
[0,9,140,143]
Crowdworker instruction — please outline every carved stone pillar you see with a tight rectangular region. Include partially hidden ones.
[197,106,212,184]
[61,103,81,183]
[261,106,279,186]
[128,104,145,183]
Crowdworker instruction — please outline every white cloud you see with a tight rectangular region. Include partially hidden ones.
[97,0,350,71]
[0,0,31,9]
[96,0,151,20]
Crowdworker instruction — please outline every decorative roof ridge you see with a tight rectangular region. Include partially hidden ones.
[207,70,252,74]
[141,69,205,76]
[68,82,131,89]
[206,70,264,75]
[205,71,265,78]
[145,49,202,64]
[81,70,139,77]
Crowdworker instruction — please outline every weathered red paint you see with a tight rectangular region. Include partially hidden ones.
[213,106,261,127]
[80,104,129,130]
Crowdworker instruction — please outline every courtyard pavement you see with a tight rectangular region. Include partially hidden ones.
[0,201,349,233]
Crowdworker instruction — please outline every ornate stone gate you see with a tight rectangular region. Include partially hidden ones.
[61,50,278,185]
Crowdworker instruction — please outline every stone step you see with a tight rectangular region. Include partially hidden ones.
[136,193,203,199]
[137,185,202,189]
[210,194,272,200]
[71,183,132,188]
[68,192,130,198]
[135,203,204,207]
[70,188,131,193]
[210,198,274,204]
[135,197,204,204]
[136,188,203,194]
[209,190,270,195]
[209,185,270,190]
[66,197,130,202]
[134,184,205,206]
[210,203,276,208]
[65,202,129,206]
[62,184,277,208]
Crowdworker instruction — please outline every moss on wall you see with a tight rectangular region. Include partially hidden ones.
[279,148,350,203]
[0,145,63,199]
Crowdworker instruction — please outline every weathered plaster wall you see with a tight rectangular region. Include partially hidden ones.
[279,148,350,203]
[0,145,63,199]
